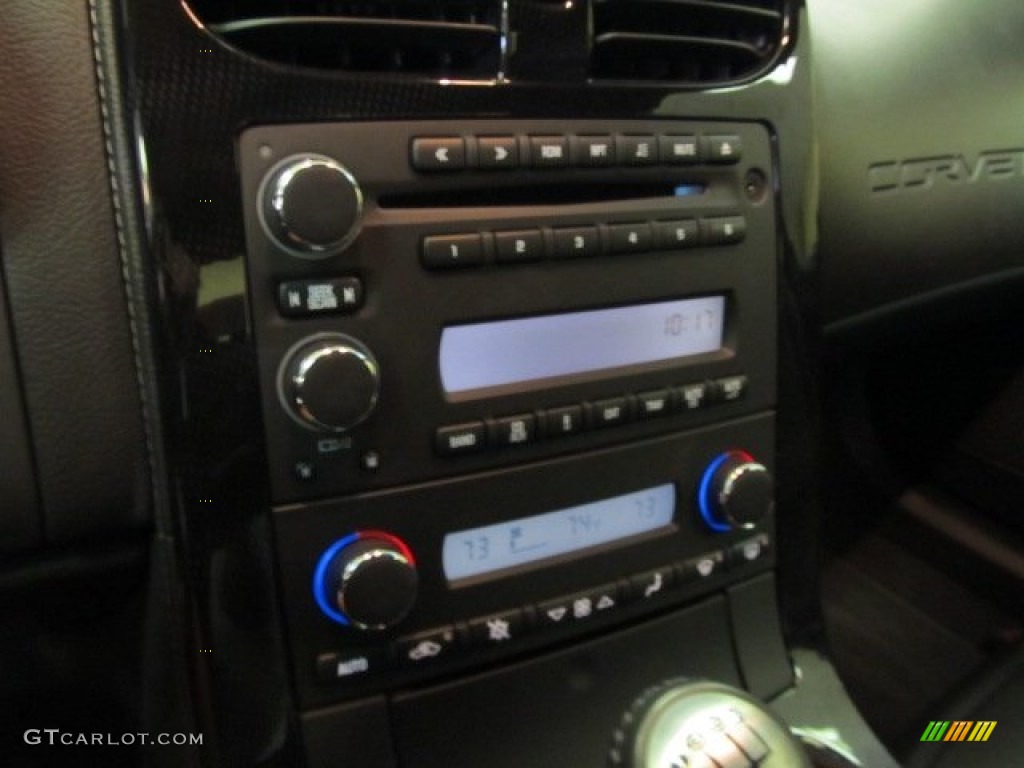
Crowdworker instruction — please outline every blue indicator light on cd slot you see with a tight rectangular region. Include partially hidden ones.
[674,184,705,197]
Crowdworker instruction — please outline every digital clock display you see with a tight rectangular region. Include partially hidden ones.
[442,484,676,583]
[439,296,726,398]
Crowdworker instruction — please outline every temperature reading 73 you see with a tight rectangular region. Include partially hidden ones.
[635,494,662,520]
[664,308,717,336]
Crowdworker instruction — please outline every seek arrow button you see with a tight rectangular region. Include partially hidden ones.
[476,136,519,169]
[411,137,467,171]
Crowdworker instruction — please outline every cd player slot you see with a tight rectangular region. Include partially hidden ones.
[378,182,705,209]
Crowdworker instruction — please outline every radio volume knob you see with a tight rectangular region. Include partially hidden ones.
[314,532,418,631]
[278,334,380,432]
[260,154,363,257]
[698,450,774,532]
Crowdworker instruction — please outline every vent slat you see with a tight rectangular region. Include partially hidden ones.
[590,0,789,85]
[189,0,502,77]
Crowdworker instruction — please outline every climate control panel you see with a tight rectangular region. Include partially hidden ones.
[275,415,775,709]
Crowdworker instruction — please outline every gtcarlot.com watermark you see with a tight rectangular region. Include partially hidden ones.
[24,729,203,747]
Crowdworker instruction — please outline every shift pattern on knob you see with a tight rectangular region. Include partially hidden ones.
[609,678,810,768]
[698,450,774,533]
[260,154,363,257]
[313,531,418,630]
[278,333,380,432]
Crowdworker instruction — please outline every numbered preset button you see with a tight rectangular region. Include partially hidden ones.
[608,223,653,254]
[552,226,600,258]
[655,219,700,250]
[495,230,544,263]
[422,234,485,269]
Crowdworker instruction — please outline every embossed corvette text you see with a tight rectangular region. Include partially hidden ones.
[869,149,1024,194]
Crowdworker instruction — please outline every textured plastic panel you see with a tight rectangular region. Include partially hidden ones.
[812,0,1024,326]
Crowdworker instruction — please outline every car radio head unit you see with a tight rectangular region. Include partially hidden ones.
[240,119,776,504]
[238,119,778,708]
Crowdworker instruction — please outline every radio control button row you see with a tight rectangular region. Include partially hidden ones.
[637,389,674,419]
[608,222,654,254]
[655,219,700,250]
[422,233,485,269]
[394,626,458,666]
[475,135,519,169]
[493,414,538,448]
[728,534,772,569]
[467,608,529,647]
[617,135,658,166]
[495,229,544,263]
[678,551,727,583]
[434,374,747,457]
[435,422,487,456]
[591,397,631,428]
[542,405,582,438]
[315,649,384,683]
[660,134,700,164]
[530,135,570,167]
[628,566,676,602]
[552,226,601,259]
[702,215,747,245]
[704,134,743,164]
[277,277,364,318]
[411,136,467,171]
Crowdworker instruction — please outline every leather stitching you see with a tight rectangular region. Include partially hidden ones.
[87,0,160,519]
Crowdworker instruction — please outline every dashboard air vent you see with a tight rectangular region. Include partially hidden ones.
[590,0,789,85]
[188,1,505,78]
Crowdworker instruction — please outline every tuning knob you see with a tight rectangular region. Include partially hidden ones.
[260,154,363,257]
[610,679,810,768]
[313,532,418,631]
[278,334,380,432]
[698,450,774,532]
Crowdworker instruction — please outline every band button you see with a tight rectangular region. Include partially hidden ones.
[436,422,487,456]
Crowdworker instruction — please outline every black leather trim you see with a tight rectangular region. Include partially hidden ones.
[89,2,202,764]
[0,0,149,542]
[0,260,42,551]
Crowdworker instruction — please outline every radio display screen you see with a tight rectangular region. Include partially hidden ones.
[442,484,676,583]
[439,296,726,397]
